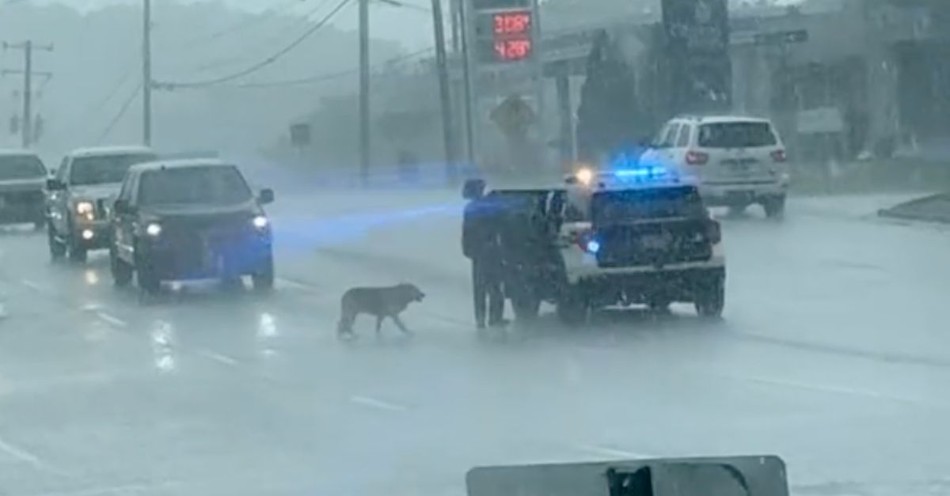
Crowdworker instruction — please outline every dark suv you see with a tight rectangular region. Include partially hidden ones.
[0,150,48,229]
[46,146,158,261]
[109,159,275,295]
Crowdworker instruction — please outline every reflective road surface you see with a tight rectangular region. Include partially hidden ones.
[0,191,948,496]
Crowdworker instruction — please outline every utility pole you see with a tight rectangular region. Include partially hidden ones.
[143,0,153,146]
[1,40,53,148]
[358,0,371,185]
[458,0,476,166]
[431,0,456,184]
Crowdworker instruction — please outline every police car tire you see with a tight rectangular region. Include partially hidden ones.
[512,296,540,322]
[557,292,589,327]
[252,256,275,292]
[763,196,786,219]
[695,277,725,319]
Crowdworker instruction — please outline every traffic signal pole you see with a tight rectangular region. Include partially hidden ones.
[1,40,53,148]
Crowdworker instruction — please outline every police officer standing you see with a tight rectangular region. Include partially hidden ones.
[462,179,506,329]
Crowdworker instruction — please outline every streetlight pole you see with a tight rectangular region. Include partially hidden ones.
[143,0,153,146]
[359,0,371,185]
[431,0,456,183]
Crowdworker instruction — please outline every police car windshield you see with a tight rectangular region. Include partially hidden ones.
[592,186,705,222]
[138,165,252,206]
[70,153,157,186]
[0,155,45,180]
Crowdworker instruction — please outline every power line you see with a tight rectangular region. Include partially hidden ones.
[220,46,435,89]
[187,0,337,76]
[157,0,353,89]
[183,0,311,46]
[97,84,141,144]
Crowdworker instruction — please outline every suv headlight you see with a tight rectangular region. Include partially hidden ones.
[75,201,94,215]
[252,215,269,229]
[145,223,162,237]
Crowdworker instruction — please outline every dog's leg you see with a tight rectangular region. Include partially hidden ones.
[391,314,412,335]
[375,315,384,338]
[337,311,356,339]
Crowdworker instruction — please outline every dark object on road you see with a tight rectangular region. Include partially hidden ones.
[0,149,48,230]
[467,454,787,496]
[878,193,950,224]
[336,283,426,339]
[46,146,159,263]
[109,158,275,297]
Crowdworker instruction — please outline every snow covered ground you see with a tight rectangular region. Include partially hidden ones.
[0,190,948,495]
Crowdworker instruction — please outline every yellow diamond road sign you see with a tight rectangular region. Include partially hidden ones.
[491,95,535,136]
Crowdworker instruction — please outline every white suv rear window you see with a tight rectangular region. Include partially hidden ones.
[698,122,777,148]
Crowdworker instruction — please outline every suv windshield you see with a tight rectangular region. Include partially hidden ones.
[591,186,705,223]
[69,153,157,186]
[698,122,777,148]
[0,155,46,180]
[139,165,253,206]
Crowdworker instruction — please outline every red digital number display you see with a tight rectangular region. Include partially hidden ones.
[493,38,532,61]
[493,11,531,35]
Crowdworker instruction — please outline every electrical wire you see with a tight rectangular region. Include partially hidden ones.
[97,84,141,144]
[183,0,310,45]
[159,0,352,89]
[187,0,337,75]
[203,46,436,89]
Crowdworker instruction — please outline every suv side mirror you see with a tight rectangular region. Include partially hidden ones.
[258,188,275,205]
[462,178,485,200]
[46,178,64,190]
[113,199,133,215]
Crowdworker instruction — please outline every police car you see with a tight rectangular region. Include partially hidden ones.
[554,162,726,323]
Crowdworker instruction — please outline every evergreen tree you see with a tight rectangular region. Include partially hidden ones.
[575,30,640,162]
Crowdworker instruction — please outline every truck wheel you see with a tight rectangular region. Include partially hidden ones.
[251,254,275,292]
[136,252,161,296]
[512,295,541,322]
[557,288,589,327]
[647,296,672,314]
[110,248,133,287]
[763,195,786,219]
[695,274,725,319]
[47,225,66,261]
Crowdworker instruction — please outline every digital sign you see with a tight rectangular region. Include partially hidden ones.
[474,9,533,64]
[493,39,532,62]
[493,11,531,35]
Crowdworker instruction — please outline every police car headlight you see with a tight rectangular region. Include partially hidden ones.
[575,167,594,186]
[252,215,269,229]
[145,223,162,237]
[75,201,94,215]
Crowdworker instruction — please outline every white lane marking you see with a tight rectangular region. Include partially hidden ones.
[20,279,47,293]
[573,444,655,459]
[24,482,178,496]
[197,350,239,366]
[0,434,67,475]
[95,311,127,329]
[276,277,315,291]
[707,370,950,409]
[349,395,409,412]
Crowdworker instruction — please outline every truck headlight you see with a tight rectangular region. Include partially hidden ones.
[75,201,94,215]
[252,215,269,229]
[145,223,162,237]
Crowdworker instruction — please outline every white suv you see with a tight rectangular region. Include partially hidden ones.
[640,115,790,218]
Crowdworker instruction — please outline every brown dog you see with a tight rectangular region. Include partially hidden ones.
[337,283,426,339]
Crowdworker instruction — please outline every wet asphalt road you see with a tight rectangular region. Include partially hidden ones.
[0,192,948,496]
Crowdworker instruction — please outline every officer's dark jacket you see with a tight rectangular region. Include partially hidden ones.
[462,194,505,260]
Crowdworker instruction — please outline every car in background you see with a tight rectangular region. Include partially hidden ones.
[0,149,48,230]
[109,159,275,296]
[46,145,158,262]
[639,115,790,218]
